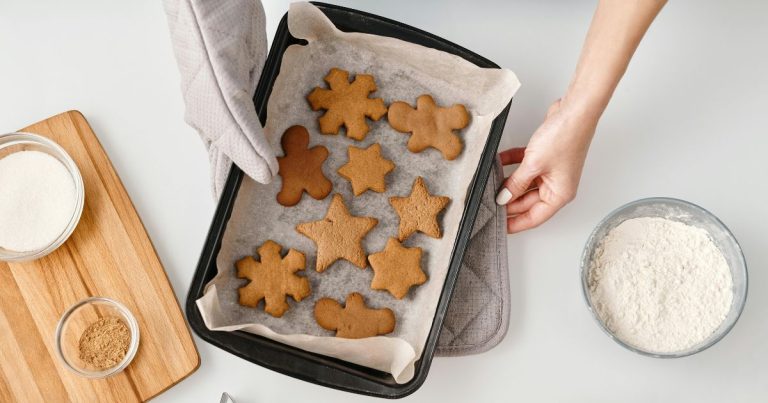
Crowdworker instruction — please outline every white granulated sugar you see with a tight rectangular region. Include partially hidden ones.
[588,217,733,353]
[0,151,77,252]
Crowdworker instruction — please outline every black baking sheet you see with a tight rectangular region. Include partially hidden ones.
[186,2,513,398]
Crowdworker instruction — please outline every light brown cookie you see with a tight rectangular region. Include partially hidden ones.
[390,176,451,241]
[236,240,311,318]
[314,292,396,339]
[337,143,395,196]
[387,94,470,160]
[296,194,378,272]
[306,68,388,141]
[368,238,427,299]
[277,125,333,206]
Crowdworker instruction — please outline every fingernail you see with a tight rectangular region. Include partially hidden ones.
[495,188,512,205]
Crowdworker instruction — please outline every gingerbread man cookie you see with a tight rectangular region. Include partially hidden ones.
[314,292,396,339]
[236,240,311,318]
[387,94,470,160]
[276,125,333,206]
[369,238,427,299]
[390,176,450,241]
[337,143,395,196]
[296,194,378,272]
[306,68,388,141]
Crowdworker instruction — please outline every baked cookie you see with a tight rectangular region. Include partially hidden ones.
[236,240,311,318]
[390,176,450,241]
[314,292,396,339]
[306,68,388,141]
[337,143,395,196]
[277,125,332,206]
[296,194,378,272]
[368,238,427,299]
[387,94,470,160]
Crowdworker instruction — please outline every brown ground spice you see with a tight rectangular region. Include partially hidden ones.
[78,316,130,370]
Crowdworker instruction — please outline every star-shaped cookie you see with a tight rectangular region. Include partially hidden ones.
[296,194,378,272]
[307,68,388,141]
[390,176,450,241]
[387,94,470,160]
[368,238,427,299]
[337,143,395,196]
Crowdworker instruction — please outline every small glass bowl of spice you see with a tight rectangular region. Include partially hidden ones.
[55,297,140,378]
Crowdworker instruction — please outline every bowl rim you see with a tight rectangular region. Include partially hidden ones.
[579,196,749,358]
[0,132,85,262]
[54,296,140,378]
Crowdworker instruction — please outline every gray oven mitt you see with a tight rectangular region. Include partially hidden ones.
[163,0,277,198]
[163,0,510,357]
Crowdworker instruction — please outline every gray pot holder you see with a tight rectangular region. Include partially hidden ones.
[436,158,510,356]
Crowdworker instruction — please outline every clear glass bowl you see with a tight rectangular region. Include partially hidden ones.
[55,297,140,378]
[0,132,85,261]
[580,197,748,358]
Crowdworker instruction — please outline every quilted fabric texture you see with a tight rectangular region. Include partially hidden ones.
[164,0,278,197]
[436,159,510,356]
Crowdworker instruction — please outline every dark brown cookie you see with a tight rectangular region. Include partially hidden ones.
[277,125,332,207]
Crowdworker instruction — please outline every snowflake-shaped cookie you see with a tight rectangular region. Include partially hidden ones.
[236,240,311,318]
[307,68,388,141]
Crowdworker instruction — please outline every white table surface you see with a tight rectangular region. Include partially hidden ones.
[2,1,767,402]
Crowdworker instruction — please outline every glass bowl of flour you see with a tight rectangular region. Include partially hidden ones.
[580,197,747,357]
[0,133,84,261]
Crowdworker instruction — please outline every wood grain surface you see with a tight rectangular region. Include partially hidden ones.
[0,111,199,402]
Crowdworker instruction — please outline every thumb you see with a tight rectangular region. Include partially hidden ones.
[495,163,537,205]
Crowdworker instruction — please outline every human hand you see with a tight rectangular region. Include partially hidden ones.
[495,99,597,233]
[493,0,666,234]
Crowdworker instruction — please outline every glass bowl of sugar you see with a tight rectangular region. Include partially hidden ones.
[580,197,747,358]
[0,132,85,261]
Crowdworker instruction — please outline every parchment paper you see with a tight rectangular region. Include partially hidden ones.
[196,2,520,383]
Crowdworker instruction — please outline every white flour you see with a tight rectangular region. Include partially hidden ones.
[0,151,77,252]
[588,217,733,353]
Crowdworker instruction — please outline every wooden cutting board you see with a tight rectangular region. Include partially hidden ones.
[0,111,199,402]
